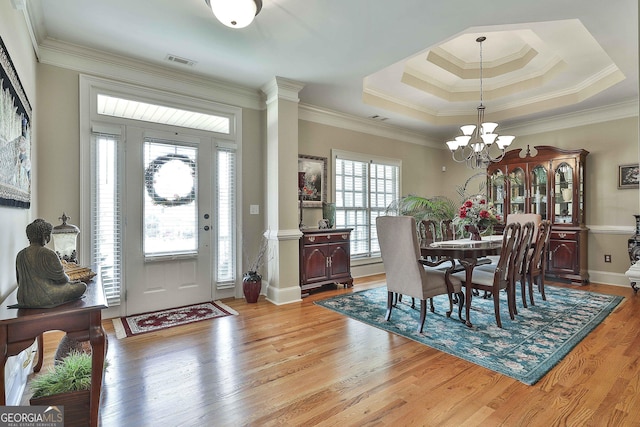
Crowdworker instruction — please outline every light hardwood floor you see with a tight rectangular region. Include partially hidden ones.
[36,275,640,426]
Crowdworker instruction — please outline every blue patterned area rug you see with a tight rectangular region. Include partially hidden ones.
[315,286,623,385]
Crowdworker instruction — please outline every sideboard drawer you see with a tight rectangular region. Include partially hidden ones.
[550,230,578,241]
[303,232,350,245]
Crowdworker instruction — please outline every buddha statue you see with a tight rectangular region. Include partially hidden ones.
[15,219,87,308]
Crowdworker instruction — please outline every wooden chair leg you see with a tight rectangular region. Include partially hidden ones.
[429,298,435,313]
[528,273,536,306]
[539,274,547,301]
[521,272,528,308]
[385,291,394,321]
[418,299,427,333]
[493,289,503,328]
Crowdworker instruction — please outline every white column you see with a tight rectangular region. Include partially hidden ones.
[260,77,305,305]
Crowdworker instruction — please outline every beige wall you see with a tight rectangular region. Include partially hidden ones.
[0,3,38,300]
[35,65,81,234]
[299,120,457,226]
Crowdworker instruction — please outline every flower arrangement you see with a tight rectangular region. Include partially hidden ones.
[453,194,500,232]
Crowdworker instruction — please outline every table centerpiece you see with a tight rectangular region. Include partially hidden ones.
[453,194,500,240]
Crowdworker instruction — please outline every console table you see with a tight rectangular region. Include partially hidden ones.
[0,279,107,427]
[299,228,353,294]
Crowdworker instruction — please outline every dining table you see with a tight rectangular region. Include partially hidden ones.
[421,236,503,327]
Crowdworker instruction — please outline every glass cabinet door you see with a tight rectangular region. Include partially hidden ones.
[529,164,548,220]
[509,167,526,215]
[489,169,505,222]
[553,162,573,224]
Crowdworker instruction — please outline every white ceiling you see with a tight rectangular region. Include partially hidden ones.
[24,0,639,141]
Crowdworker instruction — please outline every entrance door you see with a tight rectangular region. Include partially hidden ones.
[124,127,213,315]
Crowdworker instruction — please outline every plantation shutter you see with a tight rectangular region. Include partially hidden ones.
[91,129,122,305]
[216,144,237,287]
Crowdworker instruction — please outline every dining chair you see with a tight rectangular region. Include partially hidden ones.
[476,220,535,311]
[452,222,521,328]
[419,220,438,246]
[505,214,540,308]
[507,213,541,238]
[524,219,552,305]
[376,216,463,333]
[441,219,457,240]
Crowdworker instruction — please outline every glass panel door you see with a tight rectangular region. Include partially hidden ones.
[530,165,548,220]
[554,162,574,224]
[509,167,526,215]
[489,169,505,222]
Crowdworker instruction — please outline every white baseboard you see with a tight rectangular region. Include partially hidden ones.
[588,270,632,288]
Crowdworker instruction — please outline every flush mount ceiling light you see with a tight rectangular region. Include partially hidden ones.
[445,36,515,169]
[205,0,263,29]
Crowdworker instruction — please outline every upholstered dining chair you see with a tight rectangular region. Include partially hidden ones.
[376,216,463,333]
[452,222,521,328]
[507,213,541,238]
[524,219,552,305]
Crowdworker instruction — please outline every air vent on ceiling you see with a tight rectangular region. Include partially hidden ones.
[368,114,389,122]
[165,54,196,67]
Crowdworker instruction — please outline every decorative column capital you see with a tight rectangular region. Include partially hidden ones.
[261,76,305,105]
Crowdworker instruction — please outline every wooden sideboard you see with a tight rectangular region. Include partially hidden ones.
[299,228,353,293]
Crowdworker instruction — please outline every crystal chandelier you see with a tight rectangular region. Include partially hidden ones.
[445,36,515,169]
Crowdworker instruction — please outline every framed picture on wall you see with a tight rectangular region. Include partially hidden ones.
[298,154,327,207]
[619,164,639,189]
[0,36,32,208]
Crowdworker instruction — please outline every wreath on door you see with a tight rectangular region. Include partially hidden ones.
[144,153,196,206]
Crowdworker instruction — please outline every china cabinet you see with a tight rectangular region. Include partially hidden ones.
[487,145,589,283]
[299,228,353,293]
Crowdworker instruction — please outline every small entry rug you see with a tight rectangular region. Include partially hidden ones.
[315,286,623,385]
[112,301,238,339]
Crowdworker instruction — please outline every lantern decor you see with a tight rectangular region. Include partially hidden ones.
[51,213,80,264]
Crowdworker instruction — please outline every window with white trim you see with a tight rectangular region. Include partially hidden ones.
[333,150,401,258]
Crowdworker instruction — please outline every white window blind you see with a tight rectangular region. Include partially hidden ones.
[91,132,122,305]
[334,151,400,258]
[216,146,236,286]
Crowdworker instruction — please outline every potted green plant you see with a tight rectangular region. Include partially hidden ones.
[29,351,99,426]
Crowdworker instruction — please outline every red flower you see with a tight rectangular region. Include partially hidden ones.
[463,200,473,208]
[479,199,486,204]
[479,210,490,219]
[459,210,467,218]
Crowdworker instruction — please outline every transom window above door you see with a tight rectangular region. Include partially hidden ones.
[97,94,231,134]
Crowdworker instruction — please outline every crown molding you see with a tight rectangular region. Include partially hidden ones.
[503,99,639,136]
[299,103,442,148]
[36,38,263,110]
